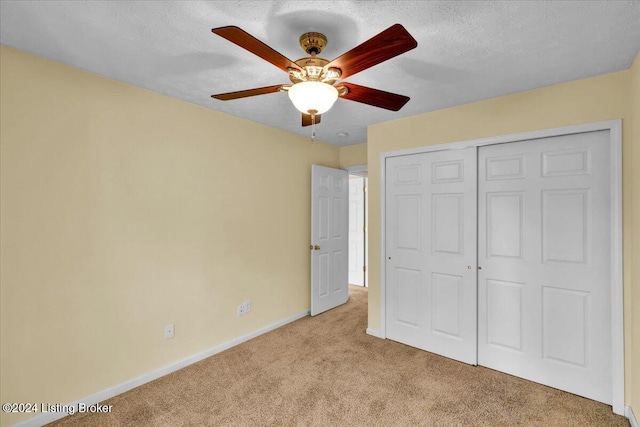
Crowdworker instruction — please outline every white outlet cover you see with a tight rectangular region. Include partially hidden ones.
[244,300,251,313]
[238,304,244,317]
[164,324,174,339]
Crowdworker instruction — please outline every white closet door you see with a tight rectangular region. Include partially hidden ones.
[386,148,477,365]
[478,131,612,404]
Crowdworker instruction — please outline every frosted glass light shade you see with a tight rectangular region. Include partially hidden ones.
[288,81,339,115]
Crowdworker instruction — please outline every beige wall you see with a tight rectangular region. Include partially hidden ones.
[630,51,640,417]
[367,68,638,408]
[0,46,340,426]
[339,142,368,169]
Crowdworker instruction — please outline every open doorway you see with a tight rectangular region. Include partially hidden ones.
[348,173,368,287]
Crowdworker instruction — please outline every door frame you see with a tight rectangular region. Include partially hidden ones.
[379,119,623,414]
[347,165,369,287]
[347,174,366,286]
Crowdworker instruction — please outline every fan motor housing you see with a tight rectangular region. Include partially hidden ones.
[292,57,328,82]
[299,32,327,55]
[289,57,342,84]
[288,31,342,84]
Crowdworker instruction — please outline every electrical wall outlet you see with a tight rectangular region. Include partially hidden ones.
[165,324,175,339]
[238,300,251,317]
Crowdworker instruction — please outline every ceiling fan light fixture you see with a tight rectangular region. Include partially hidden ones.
[288,81,339,115]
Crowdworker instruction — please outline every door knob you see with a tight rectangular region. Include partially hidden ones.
[314,245,321,250]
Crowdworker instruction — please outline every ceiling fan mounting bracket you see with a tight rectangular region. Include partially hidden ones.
[299,32,327,55]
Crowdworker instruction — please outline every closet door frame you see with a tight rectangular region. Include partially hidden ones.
[378,119,623,415]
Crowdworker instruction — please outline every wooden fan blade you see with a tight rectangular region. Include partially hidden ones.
[338,82,410,111]
[302,113,322,127]
[212,26,301,72]
[325,24,417,79]
[211,84,285,101]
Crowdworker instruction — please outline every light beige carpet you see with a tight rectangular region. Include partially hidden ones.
[49,286,628,426]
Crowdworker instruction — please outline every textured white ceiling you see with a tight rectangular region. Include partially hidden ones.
[1,1,639,146]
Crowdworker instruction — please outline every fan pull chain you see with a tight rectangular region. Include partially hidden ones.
[307,109,318,143]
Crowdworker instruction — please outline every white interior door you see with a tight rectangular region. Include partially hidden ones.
[348,176,365,286]
[311,165,349,316]
[385,148,477,365]
[478,131,612,404]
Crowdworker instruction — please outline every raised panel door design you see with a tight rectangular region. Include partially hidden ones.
[487,279,523,351]
[486,192,524,259]
[542,286,588,367]
[542,189,588,264]
[318,197,329,241]
[333,197,345,239]
[396,165,421,185]
[542,149,591,177]
[432,193,463,255]
[319,176,329,189]
[432,160,464,183]
[318,253,329,297]
[311,165,349,316]
[486,155,525,180]
[386,148,477,365]
[333,251,345,293]
[387,129,614,407]
[396,195,420,250]
[431,273,462,338]
[395,268,421,327]
[478,130,612,405]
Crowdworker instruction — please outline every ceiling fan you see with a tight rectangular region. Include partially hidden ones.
[210,24,418,130]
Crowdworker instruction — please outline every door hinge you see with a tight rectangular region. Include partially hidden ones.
[363,265,367,272]
[363,186,367,193]
[363,226,367,233]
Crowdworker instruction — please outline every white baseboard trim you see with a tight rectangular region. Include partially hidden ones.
[10,309,310,427]
[627,406,638,427]
[366,328,382,338]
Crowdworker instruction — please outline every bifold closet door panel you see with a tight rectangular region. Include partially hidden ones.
[385,148,477,365]
[477,131,612,404]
